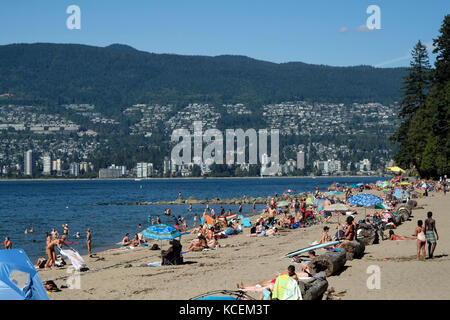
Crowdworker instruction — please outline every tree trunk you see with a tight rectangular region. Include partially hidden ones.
[299,278,329,300]
[308,250,346,276]
[339,240,365,260]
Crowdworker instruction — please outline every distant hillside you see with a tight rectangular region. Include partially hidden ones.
[0,43,407,115]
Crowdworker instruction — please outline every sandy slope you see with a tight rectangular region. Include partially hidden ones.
[39,192,450,300]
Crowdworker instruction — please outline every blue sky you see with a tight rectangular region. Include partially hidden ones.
[1,1,448,67]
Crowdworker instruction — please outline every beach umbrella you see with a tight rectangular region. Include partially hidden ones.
[324,203,350,211]
[347,193,383,207]
[387,166,406,173]
[393,189,409,200]
[142,224,185,240]
[420,182,431,188]
[202,214,215,227]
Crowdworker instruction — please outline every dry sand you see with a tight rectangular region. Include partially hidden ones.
[39,191,450,300]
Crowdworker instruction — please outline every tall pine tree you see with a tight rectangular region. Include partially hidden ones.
[391,40,431,171]
[392,15,450,178]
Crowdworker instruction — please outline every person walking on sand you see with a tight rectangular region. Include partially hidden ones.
[425,212,438,259]
[86,229,92,256]
[414,220,427,260]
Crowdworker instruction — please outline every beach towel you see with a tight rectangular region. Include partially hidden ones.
[139,261,161,267]
[58,249,87,271]
[271,275,302,300]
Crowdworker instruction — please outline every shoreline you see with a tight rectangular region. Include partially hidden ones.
[37,190,450,300]
[0,175,391,182]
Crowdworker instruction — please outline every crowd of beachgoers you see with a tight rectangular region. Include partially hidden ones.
[3,175,447,299]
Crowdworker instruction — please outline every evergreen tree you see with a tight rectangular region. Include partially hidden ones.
[391,40,431,170]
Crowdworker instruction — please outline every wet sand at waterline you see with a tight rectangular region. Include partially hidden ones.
[39,192,450,300]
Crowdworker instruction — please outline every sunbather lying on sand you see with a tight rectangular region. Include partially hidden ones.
[237,266,309,299]
[388,230,416,240]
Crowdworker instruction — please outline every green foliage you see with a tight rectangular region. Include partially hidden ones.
[392,15,450,178]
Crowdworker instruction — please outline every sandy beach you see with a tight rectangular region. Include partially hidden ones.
[38,191,450,300]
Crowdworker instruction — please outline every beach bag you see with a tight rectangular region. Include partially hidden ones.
[292,222,300,229]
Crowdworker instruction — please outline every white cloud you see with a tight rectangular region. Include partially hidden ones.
[355,24,375,33]
[339,26,349,33]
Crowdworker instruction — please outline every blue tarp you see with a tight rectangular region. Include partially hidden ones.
[0,249,49,300]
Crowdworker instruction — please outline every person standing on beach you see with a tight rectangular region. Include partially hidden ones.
[193,213,197,227]
[157,216,161,224]
[87,229,92,256]
[188,204,192,213]
[253,201,256,214]
[425,212,438,259]
[238,203,243,215]
[414,220,427,260]
[45,238,73,270]
[51,228,59,240]
[4,237,12,249]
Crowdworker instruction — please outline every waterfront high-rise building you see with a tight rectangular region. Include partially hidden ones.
[42,154,51,175]
[296,151,305,170]
[24,150,33,176]
[69,162,80,176]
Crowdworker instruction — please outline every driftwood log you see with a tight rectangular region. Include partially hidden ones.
[396,206,411,221]
[393,214,403,226]
[339,240,365,260]
[298,278,329,300]
[308,250,347,276]
[357,224,379,245]
[407,199,417,209]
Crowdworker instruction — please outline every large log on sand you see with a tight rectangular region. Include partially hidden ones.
[395,206,411,221]
[357,224,378,245]
[407,200,417,209]
[339,240,365,260]
[308,251,347,276]
[298,278,329,300]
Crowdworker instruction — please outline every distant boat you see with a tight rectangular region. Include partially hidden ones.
[135,178,142,181]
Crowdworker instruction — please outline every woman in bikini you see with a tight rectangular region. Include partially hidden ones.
[388,230,415,240]
[414,220,427,260]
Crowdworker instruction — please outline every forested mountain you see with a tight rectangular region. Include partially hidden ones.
[0,43,406,115]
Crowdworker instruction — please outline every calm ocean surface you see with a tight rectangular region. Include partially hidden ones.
[0,177,385,261]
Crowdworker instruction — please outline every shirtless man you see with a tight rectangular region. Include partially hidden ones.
[45,238,73,270]
[4,237,12,249]
[425,211,439,259]
[86,229,92,256]
[51,228,59,240]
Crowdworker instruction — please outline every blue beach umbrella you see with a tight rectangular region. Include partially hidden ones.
[392,189,409,200]
[142,224,187,240]
[347,193,383,207]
